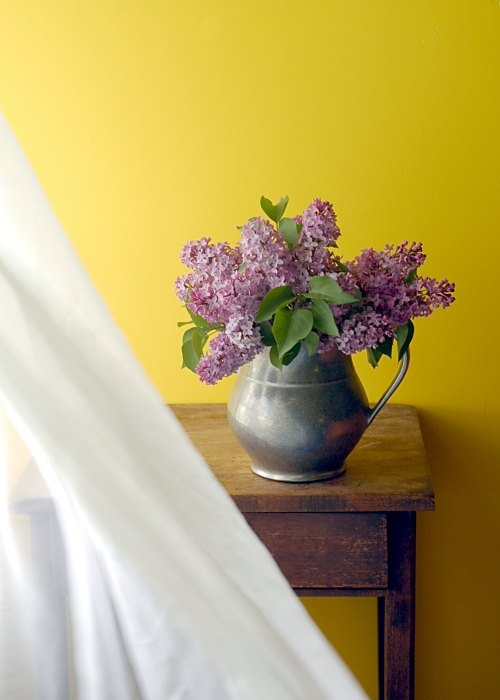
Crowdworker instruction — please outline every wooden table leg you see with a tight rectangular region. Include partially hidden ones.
[378,512,416,700]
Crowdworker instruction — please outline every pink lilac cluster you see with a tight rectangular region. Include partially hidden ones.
[175,201,343,383]
[318,241,455,355]
[176,219,290,384]
[292,199,341,291]
[175,199,455,384]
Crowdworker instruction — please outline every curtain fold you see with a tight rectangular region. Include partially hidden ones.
[0,111,368,700]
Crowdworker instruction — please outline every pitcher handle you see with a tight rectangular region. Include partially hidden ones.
[366,349,410,427]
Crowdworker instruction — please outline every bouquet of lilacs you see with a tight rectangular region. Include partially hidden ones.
[175,196,455,384]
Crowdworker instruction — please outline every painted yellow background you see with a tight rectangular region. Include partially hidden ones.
[1,1,499,697]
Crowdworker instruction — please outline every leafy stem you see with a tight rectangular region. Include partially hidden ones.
[253,275,361,370]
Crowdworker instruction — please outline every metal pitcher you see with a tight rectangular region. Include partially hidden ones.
[227,344,409,482]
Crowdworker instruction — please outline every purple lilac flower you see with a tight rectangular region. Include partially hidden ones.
[291,199,341,290]
[240,217,295,279]
[196,329,263,385]
[316,241,455,355]
[176,199,455,383]
[176,218,299,382]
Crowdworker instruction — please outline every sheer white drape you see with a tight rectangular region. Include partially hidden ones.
[0,112,368,700]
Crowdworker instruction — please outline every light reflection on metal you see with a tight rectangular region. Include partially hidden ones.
[228,345,409,483]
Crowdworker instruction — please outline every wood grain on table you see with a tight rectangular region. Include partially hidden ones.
[169,404,434,513]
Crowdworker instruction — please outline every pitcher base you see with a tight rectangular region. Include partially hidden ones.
[250,463,346,483]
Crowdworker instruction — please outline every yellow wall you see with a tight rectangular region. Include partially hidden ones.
[1,1,499,697]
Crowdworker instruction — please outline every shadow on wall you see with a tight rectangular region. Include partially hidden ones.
[416,407,500,699]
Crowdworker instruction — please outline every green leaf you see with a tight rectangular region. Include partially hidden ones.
[308,276,359,305]
[376,335,394,359]
[177,321,193,327]
[334,260,350,273]
[255,285,295,322]
[258,321,276,347]
[276,308,314,358]
[200,333,210,350]
[238,262,248,273]
[396,320,414,360]
[303,291,360,305]
[182,326,206,345]
[278,217,300,248]
[310,298,339,336]
[192,330,203,355]
[235,224,243,231]
[367,347,383,368]
[260,196,278,222]
[303,331,320,357]
[270,340,301,369]
[282,342,301,365]
[405,268,418,284]
[182,335,203,373]
[186,307,209,328]
[275,196,289,222]
[269,344,283,370]
[271,307,293,344]
[260,195,289,223]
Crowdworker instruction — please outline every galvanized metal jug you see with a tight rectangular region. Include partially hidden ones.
[227,344,409,482]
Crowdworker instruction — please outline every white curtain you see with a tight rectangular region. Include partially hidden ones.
[0,111,368,700]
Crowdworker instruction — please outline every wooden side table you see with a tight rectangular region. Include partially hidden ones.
[170,403,434,700]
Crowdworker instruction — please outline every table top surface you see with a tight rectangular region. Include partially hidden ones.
[170,403,434,513]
